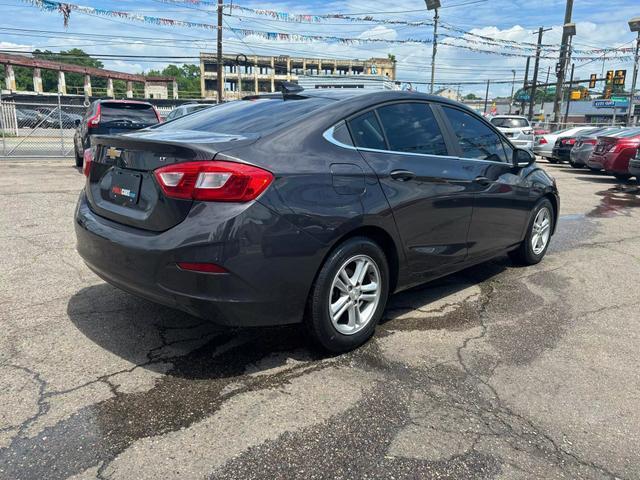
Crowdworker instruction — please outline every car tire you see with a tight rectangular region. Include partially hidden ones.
[509,198,554,266]
[75,148,83,168]
[547,158,558,164]
[305,236,389,353]
[614,174,631,181]
[588,167,600,172]
[569,160,580,168]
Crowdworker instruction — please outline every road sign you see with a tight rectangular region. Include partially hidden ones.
[611,96,627,103]
[593,100,615,108]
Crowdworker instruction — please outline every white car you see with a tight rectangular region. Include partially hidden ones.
[490,116,534,150]
[533,126,597,163]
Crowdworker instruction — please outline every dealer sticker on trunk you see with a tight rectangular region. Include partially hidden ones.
[111,186,136,199]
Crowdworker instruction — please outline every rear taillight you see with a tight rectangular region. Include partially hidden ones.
[584,139,597,145]
[154,161,273,202]
[82,148,93,176]
[87,104,101,128]
[561,138,576,145]
[539,137,548,145]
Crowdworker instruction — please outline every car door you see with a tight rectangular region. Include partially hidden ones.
[347,101,476,277]
[438,105,532,259]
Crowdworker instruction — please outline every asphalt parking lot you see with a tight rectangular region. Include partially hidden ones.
[1,159,639,480]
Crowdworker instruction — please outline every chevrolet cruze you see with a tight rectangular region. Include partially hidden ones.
[75,89,559,352]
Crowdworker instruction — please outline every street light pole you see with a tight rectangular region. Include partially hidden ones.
[627,18,640,126]
[425,0,441,94]
[509,69,516,114]
[552,0,575,127]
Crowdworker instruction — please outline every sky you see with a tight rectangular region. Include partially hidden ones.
[1,0,639,97]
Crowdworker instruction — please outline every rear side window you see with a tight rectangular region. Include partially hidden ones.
[490,117,530,128]
[376,103,448,156]
[348,111,386,150]
[100,103,159,124]
[442,106,509,163]
[158,98,330,134]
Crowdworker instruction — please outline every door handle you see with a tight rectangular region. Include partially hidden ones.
[473,176,492,186]
[390,169,416,182]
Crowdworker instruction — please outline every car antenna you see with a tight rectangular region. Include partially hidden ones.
[280,81,304,101]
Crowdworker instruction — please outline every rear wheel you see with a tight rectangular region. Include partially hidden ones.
[569,160,580,168]
[509,199,554,266]
[547,158,558,164]
[75,147,83,168]
[306,237,389,353]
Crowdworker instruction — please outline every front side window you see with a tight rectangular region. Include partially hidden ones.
[376,102,448,156]
[442,106,509,162]
[347,111,386,150]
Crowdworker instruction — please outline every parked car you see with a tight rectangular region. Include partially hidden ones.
[73,100,162,167]
[15,108,40,128]
[165,103,214,121]
[569,127,623,168]
[33,107,82,129]
[533,126,596,163]
[586,128,640,179]
[490,115,534,150]
[553,127,613,165]
[75,90,558,352]
[628,147,640,183]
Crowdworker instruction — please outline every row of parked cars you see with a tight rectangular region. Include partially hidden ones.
[534,125,640,182]
[16,106,83,128]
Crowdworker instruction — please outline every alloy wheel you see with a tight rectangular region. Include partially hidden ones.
[531,207,551,255]
[328,255,381,335]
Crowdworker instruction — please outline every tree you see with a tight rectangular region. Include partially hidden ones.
[146,64,201,98]
[464,93,480,100]
[31,48,106,94]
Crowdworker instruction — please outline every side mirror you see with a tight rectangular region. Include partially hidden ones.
[74,119,81,127]
[513,148,535,168]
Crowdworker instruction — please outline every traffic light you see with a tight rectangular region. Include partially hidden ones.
[614,70,627,86]
[589,74,597,89]
[606,70,614,84]
[570,90,581,100]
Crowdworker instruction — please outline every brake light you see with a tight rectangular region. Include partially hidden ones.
[82,148,93,176]
[539,137,548,145]
[152,106,163,123]
[87,103,101,128]
[561,138,576,145]
[154,161,274,202]
[584,139,597,145]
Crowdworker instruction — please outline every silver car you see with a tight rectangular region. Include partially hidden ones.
[534,126,597,163]
[490,116,534,150]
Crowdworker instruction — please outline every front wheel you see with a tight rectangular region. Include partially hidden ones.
[509,199,554,266]
[305,237,389,353]
[547,158,559,164]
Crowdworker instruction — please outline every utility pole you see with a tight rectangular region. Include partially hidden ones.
[563,63,575,126]
[627,18,640,126]
[552,0,575,126]
[216,0,224,103]
[509,69,516,114]
[521,57,530,115]
[425,0,441,94]
[528,27,552,120]
[484,79,490,114]
[540,65,551,123]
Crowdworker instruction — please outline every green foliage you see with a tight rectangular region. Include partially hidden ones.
[464,93,480,100]
[145,64,201,98]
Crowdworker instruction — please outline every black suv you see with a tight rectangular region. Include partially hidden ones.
[73,100,161,167]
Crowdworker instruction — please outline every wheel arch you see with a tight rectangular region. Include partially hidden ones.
[544,192,559,234]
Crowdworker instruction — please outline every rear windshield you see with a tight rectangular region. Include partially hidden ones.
[157,98,331,134]
[490,117,529,128]
[100,103,159,124]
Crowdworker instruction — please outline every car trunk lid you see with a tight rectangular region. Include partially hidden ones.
[85,130,259,232]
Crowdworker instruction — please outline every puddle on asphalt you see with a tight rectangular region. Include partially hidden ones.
[588,184,640,218]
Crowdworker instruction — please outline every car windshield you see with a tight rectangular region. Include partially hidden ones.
[490,117,529,128]
[157,98,332,134]
[100,103,159,124]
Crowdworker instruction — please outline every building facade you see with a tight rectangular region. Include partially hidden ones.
[200,53,396,100]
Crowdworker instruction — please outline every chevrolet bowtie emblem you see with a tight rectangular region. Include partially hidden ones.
[106,147,122,160]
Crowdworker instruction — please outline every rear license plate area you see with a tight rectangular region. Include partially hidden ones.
[110,169,142,206]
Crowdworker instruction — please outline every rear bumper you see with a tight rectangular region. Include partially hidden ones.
[587,153,605,170]
[533,144,552,157]
[570,147,592,166]
[75,191,325,327]
[511,139,534,150]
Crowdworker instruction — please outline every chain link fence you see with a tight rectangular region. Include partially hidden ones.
[0,96,87,158]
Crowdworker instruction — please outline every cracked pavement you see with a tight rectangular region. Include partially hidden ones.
[1,160,639,479]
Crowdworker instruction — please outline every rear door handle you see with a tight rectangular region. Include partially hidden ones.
[390,169,416,182]
[473,176,492,186]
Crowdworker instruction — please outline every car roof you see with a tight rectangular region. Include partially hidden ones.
[96,99,154,106]
[491,115,528,119]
